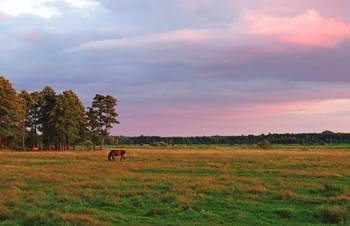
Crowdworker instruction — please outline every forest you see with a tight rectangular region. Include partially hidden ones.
[0,76,118,151]
[107,130,350,146]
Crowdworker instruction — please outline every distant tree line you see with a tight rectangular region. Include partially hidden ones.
[107,131,350,146]
[0,76,119,150]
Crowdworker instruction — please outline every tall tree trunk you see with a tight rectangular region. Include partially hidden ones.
[0,137,4,149]
[22,135,25,151]
[34,124,38,147]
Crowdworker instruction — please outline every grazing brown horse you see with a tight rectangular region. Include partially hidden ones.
[108,150,126,161]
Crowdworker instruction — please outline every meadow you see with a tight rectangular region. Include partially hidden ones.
[0,146,349,225]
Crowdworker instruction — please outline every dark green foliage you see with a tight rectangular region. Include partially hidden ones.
[28,91,43,148]
[324,184,342,193]
[0,76,21,149]
[119,131,350,146]
[324,184,343,197]
[257,139,272,149]
[40,86,56,150]
[50,90,86,150]
[86,94,119,150]
[315,205,350,224]
[150,141,169,147]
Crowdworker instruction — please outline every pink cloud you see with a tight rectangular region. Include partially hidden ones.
[76,28,216,47]
[70,7,350,55]
[244,9,350,47]
[18,29,44,42]
[0,11,8,20]
[16,27,58,42]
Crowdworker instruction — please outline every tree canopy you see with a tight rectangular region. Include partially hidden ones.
[87,94,119,150]
[0,76,21,149]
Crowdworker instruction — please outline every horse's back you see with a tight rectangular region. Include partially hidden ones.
[110,149,125,156]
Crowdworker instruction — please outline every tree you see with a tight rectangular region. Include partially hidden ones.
[40,86,56,150]
[17,90,32,150]
[87,94,119,150]
[86,106,99,150]
[28,91,43,148]
[0,76,21,149]
[50,90,86,150]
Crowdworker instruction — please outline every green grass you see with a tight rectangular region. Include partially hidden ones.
[0,147,349,225]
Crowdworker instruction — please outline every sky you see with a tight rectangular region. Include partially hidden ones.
[1,0,350,136]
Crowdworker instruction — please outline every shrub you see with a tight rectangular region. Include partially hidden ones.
[315,205,350,224]
[257,140,272,149]
[324,184,343,197]
[324,184,342,193]
[150,141,168,147]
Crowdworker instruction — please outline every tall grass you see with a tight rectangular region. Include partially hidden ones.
[0,147,349,225]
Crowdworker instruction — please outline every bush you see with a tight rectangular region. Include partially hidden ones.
[315,205,350,224]
[324,184,342,193]
[150,141,168,147]
[324,184,343,197]
[257,140,272,149]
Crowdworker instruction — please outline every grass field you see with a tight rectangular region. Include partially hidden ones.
[0,147,349,225]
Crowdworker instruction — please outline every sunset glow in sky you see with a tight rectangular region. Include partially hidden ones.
[2,0,350,136]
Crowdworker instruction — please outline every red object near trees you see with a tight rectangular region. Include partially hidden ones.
[32,147,39,151]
